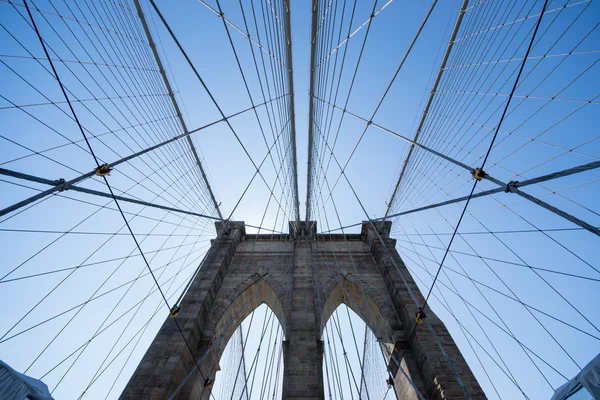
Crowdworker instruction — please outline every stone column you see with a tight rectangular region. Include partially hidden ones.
[281,239,324,400]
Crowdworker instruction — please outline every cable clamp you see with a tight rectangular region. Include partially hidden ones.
[55,178,70,192]
[505,180,518,193]
[95,164,113,177]
[386,377,394,388]
[471,168,487,181]
[204,378,213,388]
[170,305,180,318]
[415,307,426,324]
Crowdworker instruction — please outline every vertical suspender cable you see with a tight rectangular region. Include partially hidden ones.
[383,0,469,219]
[133,0,223,220]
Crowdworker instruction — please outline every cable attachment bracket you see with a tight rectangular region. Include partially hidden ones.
[204,378,213,388]
[505,180,519,193]
[94,164,113,177]
[415,307,426,324]
[471,168,487,181]
[169,305,180,318]
[55,178,70,192]
[386,376,394,388]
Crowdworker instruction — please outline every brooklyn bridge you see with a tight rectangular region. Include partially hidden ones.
[0,0,598,399]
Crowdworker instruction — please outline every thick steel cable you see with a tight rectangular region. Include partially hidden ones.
[423,0,550,307]
[0,21,206,219]
[213,0,296,223]
[16,0,210,215]
[53,192,214,391]
[149,0,294,224]
[21,0,210,386]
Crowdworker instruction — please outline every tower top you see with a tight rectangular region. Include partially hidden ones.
[289,221,317,236]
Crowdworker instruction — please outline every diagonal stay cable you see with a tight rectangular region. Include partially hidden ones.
[309,139,425,400]
[314,0,393,69]
[307,0,379,221]
[24,173,213,375]
[0,240,208,285]
[0,94,285,219]
[196,0,287,68]
[22,0,206,379]
[8,0,211,217]
[148,0,292,222]
[0,243,210,346]
[318,157,600,239]
[134,0,222,219]
[61,213,212,395]
[422,0,549,308]
[326,0,439,186]
[37,260,197,382]
[394,216,526,395]
[0,167,222,224]
[374,1,556,392]
[166,229,297,399]
[383,0,469,219]
[312,116,472,397]
[226,117,293,221]
[213,0,292,220]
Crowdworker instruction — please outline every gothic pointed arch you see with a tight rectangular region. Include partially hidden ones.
[320,274,401,358]
[178,273,288,399]
[206,273,287,348]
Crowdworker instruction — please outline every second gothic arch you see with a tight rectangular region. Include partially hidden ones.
[319,274,404,352]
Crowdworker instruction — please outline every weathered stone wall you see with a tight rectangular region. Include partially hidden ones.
[121,221,485,400]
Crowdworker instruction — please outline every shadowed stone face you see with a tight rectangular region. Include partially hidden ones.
[121,221,486,400]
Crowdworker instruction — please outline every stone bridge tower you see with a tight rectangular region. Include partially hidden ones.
[121,221,485,400]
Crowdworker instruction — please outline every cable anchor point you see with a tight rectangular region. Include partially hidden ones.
[386,376,394,388]
[95,164,113,177]
[170,305,180,318]
[204,378,213,388]
[471,168,487,181]
[55,178,70,192]
[505,180,518,193]
[415,307,426,324]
